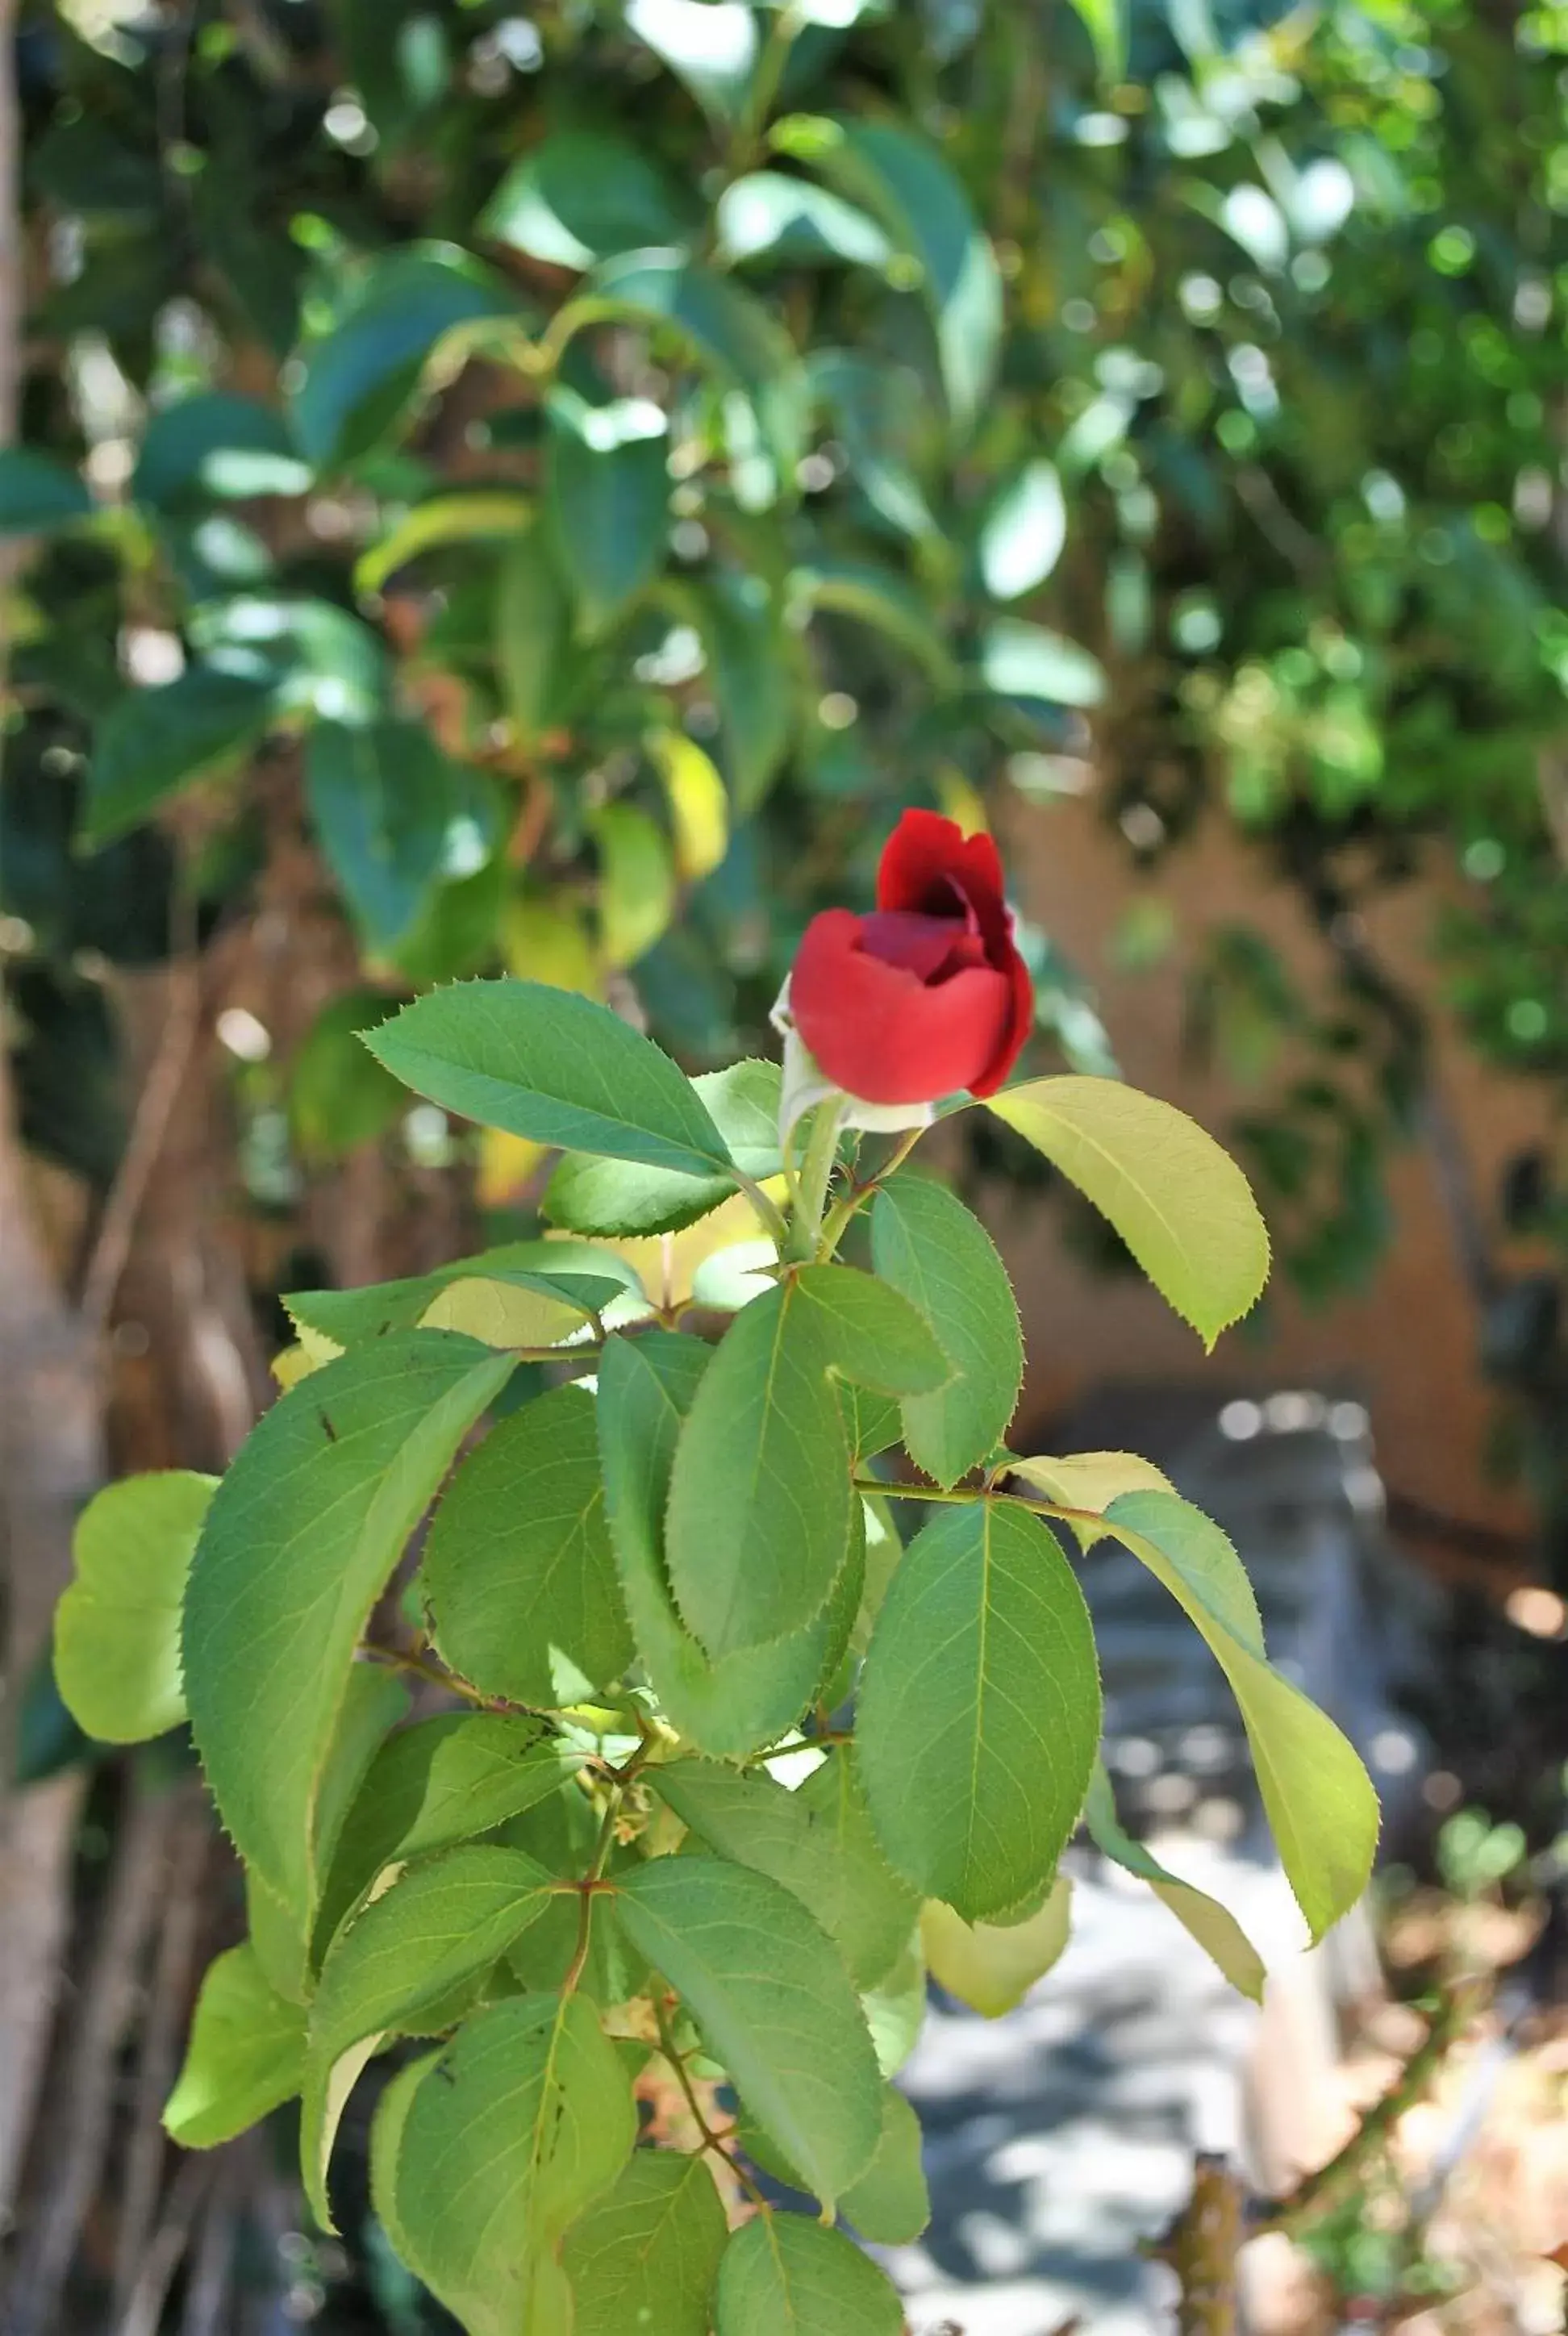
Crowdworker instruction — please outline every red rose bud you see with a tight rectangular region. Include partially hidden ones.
[789,809,1033,1108]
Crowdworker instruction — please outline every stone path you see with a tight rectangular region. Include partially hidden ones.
[886,1384,1434,2335]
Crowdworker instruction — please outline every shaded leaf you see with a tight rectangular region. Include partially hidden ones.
[0,445,93,534]
[857,1501,1099,1921]
[301,1844,553,2227]
[482,128,695,270]
[615,1856,882,2209]
[134,394,309,509]
[423,1384,632,1704]
[81,670,273,847]
[561,2151,728,2336]
[715,2215,903,2335]
[546,1060,781,1238]
[597,1333,848,1759]
[548,389,669,636]
[291,248,512,470]
[353,490,531,596]
[306,718,461,952]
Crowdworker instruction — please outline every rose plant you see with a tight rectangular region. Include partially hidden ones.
[55,816,1378,2336]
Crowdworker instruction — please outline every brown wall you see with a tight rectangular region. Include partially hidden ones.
[991,791,1551,1550]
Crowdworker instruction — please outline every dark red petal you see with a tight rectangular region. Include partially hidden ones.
[792,910,1014,1105]
[857,909,985,981]
[968,934,1035,1097]
[878,809,1007,924]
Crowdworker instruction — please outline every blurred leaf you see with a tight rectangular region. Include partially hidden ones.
[1065,0,1128,84]
[546,390,669,636]
[290,248,514,471]
[648,729,728,882]
[789,555,955,683]
[482,128,696,269]
[134,394,310,510]
[354,491,532,597]
[978,461,1068,601]
[978,619,1105,711]
[623,0,761,123]
[81,670,274,848]
[573,252,806,481]
[503,892,601,995]
[188,595,388,726]
[717,172,892,269]
[593,800,678,968]
[307,720,464,952]
[495,532,572,748]
[791,116,1002,436]
[164,1946,305,2150]
[687,573,795,811]
[289,990,407,1162]
[0,448,92,536]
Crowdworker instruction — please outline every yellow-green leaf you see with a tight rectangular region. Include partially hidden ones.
[54,1470,216,1742]
[985,1076,1270,1348]
[648,729,728,882]
[921,1879,1073,2017]
[1083,1762,1266,2001]
[353,492,532,597]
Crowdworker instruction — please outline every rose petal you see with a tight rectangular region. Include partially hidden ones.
[878,810,1007,924]
[792,909,1014,1105]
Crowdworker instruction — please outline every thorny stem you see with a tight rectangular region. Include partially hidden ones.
[815,1123,928,1259]
[653,1996,770,2209]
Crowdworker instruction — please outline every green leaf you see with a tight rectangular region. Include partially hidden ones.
[1097,1491,1378,1939]
[306,718,461,952]
[978,617,1106,709]
[597,1333,847,1759]
[857,1501,1099,1921]
[353,490,532,597]
[547,1062,781,1237]
[163,1945,306,2148]
[369,2050,440,2288]
[285,1240,632,1350]
[664,1280,853,1657]
[301,1843,553,2228]
[593,801,677,969]
[614,1856,882,2209]
[715,2215,903,2336]
[717,172,892,269]
[871,1176,1022,1487]
[187,591,388,725]
[922,1879,1073,2017]
[291,247,513,470]
[481,128,696,271]
[315,1714,580,1960]
[652,1749,917,1990]
[365,979,734,1176]
[1008,1449,1174,1550]
[1068,0,1128,83]
[182,1331,515,1922]
[0,446,93,534]
[623,0,760,123]
[423,1384,632,1704]
[134,393,310,509]
[81,669,273,847]
[1083,1761,1266,2001]
[573,253,805,482]
[390,1995,636,2335]
[787,555,956,683]
[547,390,669,636]
[792,1263,952,1395]
[978,460,1068,600]
[494,530,572,748]
[860,1930,926,2076]
[794,117,1002,437]
[289,990,407,1164]
[648,728,729,884]
[840,2086,930,2243]
[561,2151,728,2336]
[985,1077,1270,1347]
[53,1470,215,1742]
[687,572,795,811]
